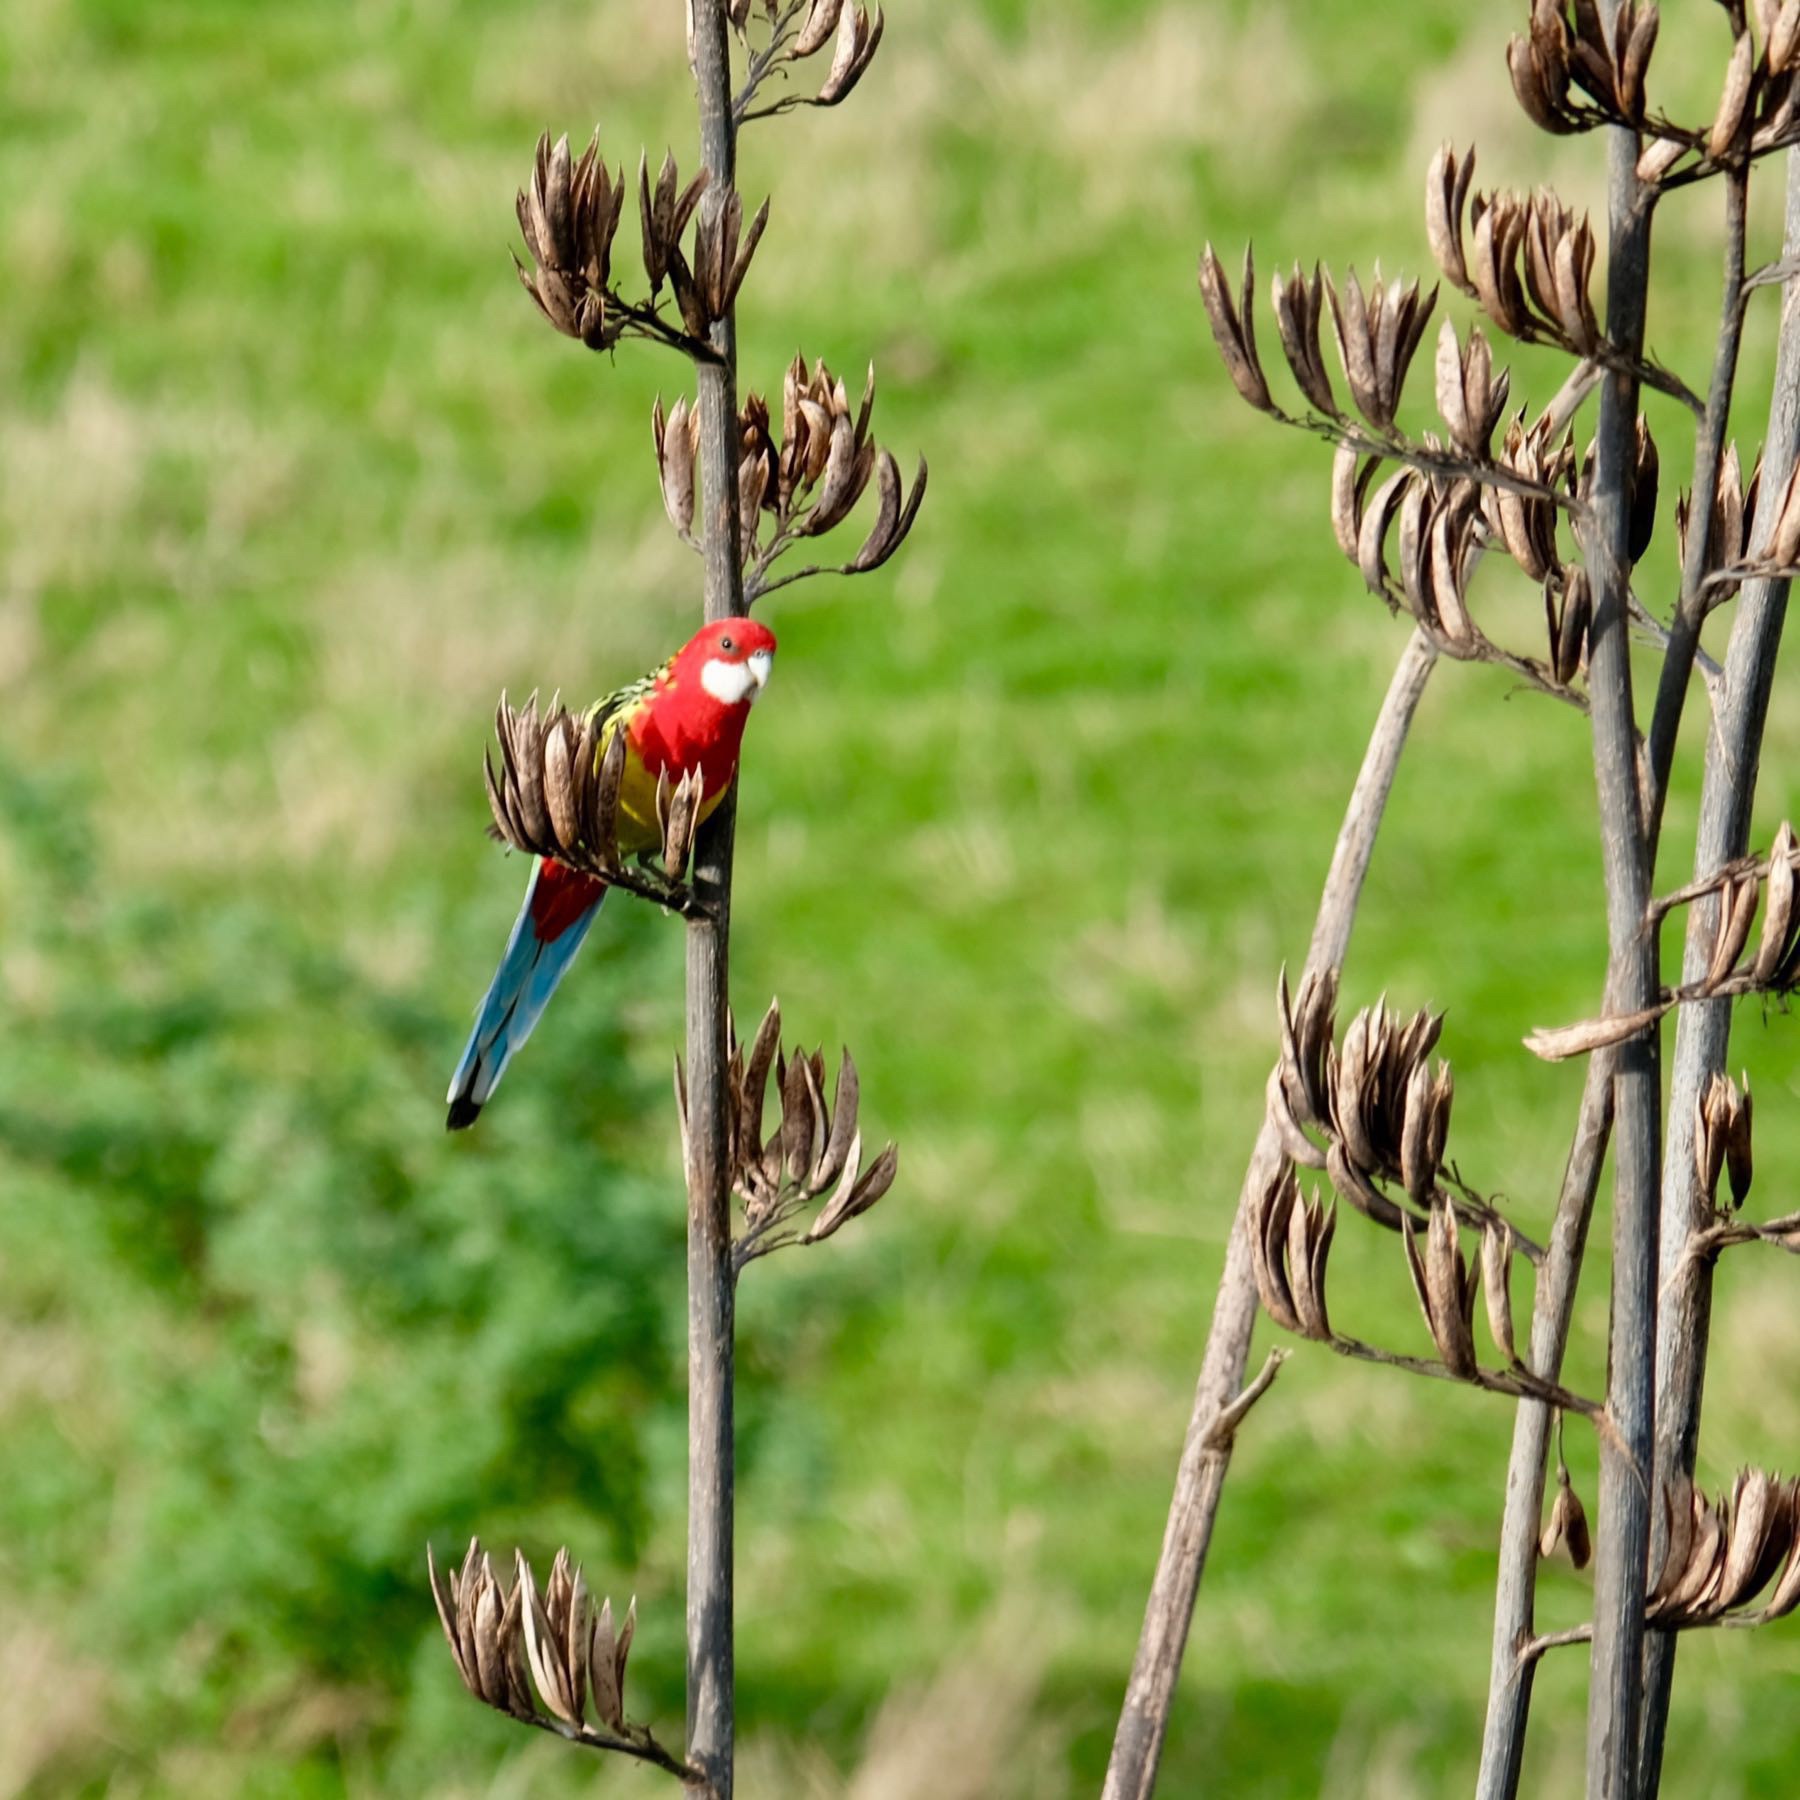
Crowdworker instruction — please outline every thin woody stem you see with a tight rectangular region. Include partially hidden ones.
[1102,628,1438,1800]
[1644,163,1749,844]
[1581,85,1660,1800]
[511,1709,700,1781]
[1323,1332,1605,1418]
[1475,1052,1614,1800]
[1641,148,1800,1799]
[685,3,746,1795]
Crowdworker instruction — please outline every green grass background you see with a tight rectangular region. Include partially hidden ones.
[5,0,1800,1793]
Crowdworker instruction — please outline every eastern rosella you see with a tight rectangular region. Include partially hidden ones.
[447,616,777,1130]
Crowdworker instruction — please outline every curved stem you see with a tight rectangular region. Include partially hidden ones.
[1476,1053,1614,1800]
[1101,629,1438,1800]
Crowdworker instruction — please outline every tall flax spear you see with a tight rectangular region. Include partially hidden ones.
[426,3,924,1795]
[1113,5,1800,1797]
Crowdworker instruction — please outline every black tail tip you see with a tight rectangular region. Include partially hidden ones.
[446,1095,483,1132]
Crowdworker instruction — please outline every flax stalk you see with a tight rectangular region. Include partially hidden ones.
[1102,628,1438,1800]
[685,3,746,1792]
[1475,1052,1614,1800]
[1579,103,1661,1800]
[1639,147,1800,1799]
[1478,130,1756,1800]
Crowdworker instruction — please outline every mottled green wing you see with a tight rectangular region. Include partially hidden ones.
[583,658,666,748]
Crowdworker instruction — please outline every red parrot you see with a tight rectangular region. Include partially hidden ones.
[447,616,777,1130]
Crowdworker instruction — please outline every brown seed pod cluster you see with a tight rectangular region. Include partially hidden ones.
[637,148,768,338]
[1578,412,1660,565]
[1344,459,1484,647]
[429,1542,682,1768]
[1649,1470,1800,1627]
[733,0,886,123]
[1435,319,1511,460]
[1677,820,1800,994]
[1506,0,1660,134]
[515,131,630,348]
[513,131,770,351]
[1325,268,1439,433]
[1677,443,1758,596]
[1695,448,1800,592]
[1484,410,1577,582]
[1197,246,1438,437]
[1695,1072,1754,1210]
[483,694,707,911]
[1402,1201,1486,1377]
[1272,970,1455,1232]
[1427,148,1600,358]
[1248,1163,1336,1343]
[1528,821,1800,1059]
[1250,1140,1527,1375]
[675,1000,900,1267]
[1543,564,1592,687]
[727,355,928,596]
[1635,3,1800,179]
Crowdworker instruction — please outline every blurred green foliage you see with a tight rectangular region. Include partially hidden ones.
[6,0,1800,1795]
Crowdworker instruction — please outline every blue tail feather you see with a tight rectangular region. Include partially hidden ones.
[446,864,605,1130]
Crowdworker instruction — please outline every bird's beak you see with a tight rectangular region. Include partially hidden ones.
[747,648,774,693]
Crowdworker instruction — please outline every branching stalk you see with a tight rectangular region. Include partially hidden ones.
[1102,628,1438,1800]
[685,4,747,1793]
[1640,147,1800,1799]
[1476,1053,1614,1800]
[1644,165,1749,843]
[1580,103,1660,1800]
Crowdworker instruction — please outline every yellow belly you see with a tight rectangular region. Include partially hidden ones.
[611,736,729,856]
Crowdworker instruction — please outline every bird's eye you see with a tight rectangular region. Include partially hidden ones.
[719,634,735,653]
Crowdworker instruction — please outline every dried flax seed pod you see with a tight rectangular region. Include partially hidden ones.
[1248,1163,1335,1342]
[1199,243,1274,414]
[1695,1071,1753,1208]
[1403,1200,1480,1377]
[1540,1462,1592,1568]
[1434,318,1511,459]
[1271,263,1341,419]
[1753,821,1799,982]
[653,395,701,537]
[515,130,630,348]
[1425,143,1479,297]
[1710,32,1757,162]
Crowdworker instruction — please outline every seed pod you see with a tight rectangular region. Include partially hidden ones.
[1271,263,1339,418]
[1726,1076,1754,1208]
[1425,143,1478,295]
[1615,3,1659,120]
[1776,0,1800,73]
[793,0,844,57]
[1199,244,1274,413]
[1540,1464,1593,1569]
[1754,822,1797,981]
[1330,445,1379,562]
[1482,1220,1519,1363]
[1708,873,1760,988]
[1629,416,1659,565]
[1637,134,1687,182]
[653,395,700,537]
[1762,458,1800,568]
[1710,32,1756,161]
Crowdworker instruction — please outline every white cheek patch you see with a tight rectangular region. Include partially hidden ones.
[701,656,759,704]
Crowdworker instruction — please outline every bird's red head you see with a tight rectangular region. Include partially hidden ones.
[673,616,778,709]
